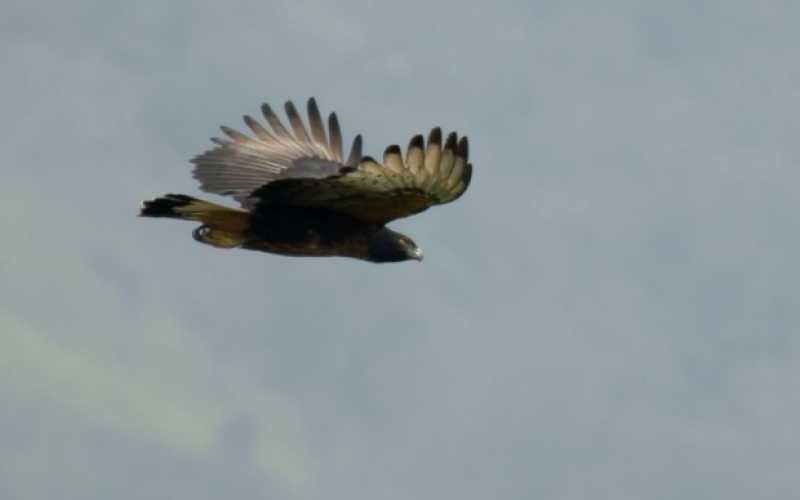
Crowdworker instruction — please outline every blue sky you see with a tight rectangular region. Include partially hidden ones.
[2,1,799,499]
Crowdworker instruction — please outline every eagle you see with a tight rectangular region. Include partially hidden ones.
[139,98,472,263]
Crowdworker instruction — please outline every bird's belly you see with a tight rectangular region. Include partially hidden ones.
[243,207,374,259]
[242,238,335,257]
[241,229,370,259]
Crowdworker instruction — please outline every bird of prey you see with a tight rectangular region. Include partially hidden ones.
[139,98,472,263]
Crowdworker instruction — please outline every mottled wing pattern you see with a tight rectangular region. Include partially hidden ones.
[252,128,472,223]
[191,98,362,209]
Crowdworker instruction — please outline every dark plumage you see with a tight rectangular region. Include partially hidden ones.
[139,98,472,263]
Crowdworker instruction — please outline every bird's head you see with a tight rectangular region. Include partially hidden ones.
[367,228,423,263]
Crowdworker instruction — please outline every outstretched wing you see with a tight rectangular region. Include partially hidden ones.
[251,128,473,223]
[191,98,362,209]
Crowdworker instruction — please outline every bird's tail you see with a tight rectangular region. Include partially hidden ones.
[139,194,249,248]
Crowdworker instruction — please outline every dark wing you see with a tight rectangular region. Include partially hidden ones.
[252,128,472,223]
[191,97,362,209]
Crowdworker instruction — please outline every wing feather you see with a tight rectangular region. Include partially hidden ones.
[261,103,292,139]
[243,115,276,142]
[220,126,251,144]
[346,135,363,167]
[405,134,424,177]
[328,113,343,161]
[284,101,312,144]
[382,145,405,177]
[251,127,473,223]
[306,98,328,148]
[446,137,469,190]
[422,127,442,190]
[191,97,472,222]
[434,133,457,193]
[192,98,361,208]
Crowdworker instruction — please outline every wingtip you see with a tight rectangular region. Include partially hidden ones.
[428,127,442,147]
[284,100,298,115]
[384,144,402,157]
[408,134,424,151]
[306,96,328,145]
[444,131,458,151]
[328,112,341,138]
[346,134,364,166]
[457,136,469,160]
[243,114,275,141]
[306,97,319,115]
[243,114,263,128]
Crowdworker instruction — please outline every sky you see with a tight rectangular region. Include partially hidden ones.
[1,1,799,499]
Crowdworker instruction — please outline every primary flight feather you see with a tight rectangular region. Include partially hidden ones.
[139,97,472,263]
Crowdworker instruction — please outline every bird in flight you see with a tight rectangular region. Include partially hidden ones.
[139,98,472,263]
